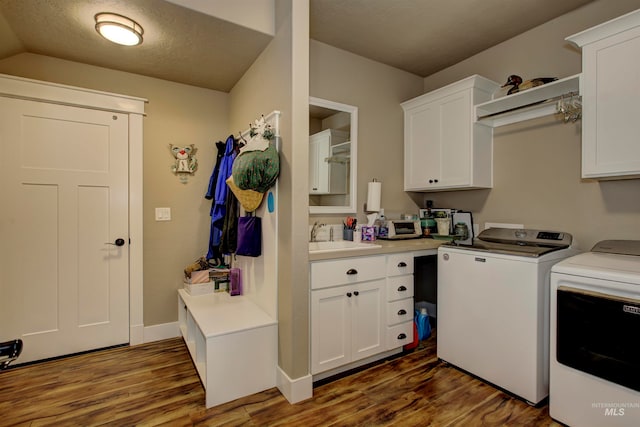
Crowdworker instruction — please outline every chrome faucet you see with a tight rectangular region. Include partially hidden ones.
[310,221,325,242]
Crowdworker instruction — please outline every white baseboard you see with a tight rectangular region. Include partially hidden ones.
[130,323,144,345]
[143,321,180,343]
[277,366,313,404]
[311,348,401,382]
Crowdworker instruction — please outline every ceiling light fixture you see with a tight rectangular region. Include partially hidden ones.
[95,12,143,46]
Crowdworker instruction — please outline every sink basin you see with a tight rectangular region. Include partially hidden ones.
[309,240,382,253]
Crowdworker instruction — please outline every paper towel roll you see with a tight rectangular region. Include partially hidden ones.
[366,181,381,212]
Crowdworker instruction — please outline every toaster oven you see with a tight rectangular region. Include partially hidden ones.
[382,220,422,239]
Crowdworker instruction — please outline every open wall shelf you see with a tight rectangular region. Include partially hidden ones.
[475,74,581,127]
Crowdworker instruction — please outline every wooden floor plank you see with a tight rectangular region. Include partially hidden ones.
[0,334,562,426]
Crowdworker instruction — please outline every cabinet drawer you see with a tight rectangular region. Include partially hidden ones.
[387,275,414,301]
[387,253,414,277]
[311,255,386,290]
[387,299,414,326]
[387,322,413,350]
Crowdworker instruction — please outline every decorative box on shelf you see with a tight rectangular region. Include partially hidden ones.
[183,281,215,296]
[185,270,210,284]
[183,267,233,296]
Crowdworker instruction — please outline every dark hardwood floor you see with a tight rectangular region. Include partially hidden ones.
[0,331,562,426]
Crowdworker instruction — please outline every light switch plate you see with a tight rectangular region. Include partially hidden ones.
[155,207,171,221]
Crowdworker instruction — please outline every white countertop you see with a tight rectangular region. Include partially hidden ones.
[309,237,444,261]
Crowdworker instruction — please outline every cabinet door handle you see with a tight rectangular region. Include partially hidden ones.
[354,291,359,296]
[428,179,433,184]
[397,261,407,268]
[397,285,407,292]
[398,309,407,315]
[434,179,439,183]
[346,292,352,298]
[397,333,407,340]
[346,268,358,275]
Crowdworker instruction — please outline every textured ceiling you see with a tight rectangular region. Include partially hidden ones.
[310,0,596,78]
[0,0,272,92]
[0,0,597,92]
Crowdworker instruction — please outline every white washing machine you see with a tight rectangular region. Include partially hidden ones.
[550,240,640,427]
[438,228,576,405]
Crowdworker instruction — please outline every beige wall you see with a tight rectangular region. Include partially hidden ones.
[0,53,230,326]
[230,0,310,379]
[419,0,640,250]
[310,40,424,224]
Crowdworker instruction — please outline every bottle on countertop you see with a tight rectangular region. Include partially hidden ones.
[374,208,387,237]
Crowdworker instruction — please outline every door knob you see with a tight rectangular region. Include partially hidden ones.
[106,238,126,246]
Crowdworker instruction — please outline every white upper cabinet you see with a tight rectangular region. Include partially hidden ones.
[309,129,349,194]
[401,75,499,191]
[567,9,640,180]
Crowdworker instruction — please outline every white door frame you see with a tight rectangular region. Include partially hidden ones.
[0,73,145,345]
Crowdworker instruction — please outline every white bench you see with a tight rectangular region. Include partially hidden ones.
[178,289,278,408]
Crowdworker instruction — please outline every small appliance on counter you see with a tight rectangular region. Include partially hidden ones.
[379,219,422,240]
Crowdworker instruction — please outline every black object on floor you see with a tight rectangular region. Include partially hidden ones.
[0,339,23,370]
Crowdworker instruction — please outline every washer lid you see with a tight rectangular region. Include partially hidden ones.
[592,240,640,256]
[445,227,572,257]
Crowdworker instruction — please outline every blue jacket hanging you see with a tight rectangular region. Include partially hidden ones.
[206,136,235,260]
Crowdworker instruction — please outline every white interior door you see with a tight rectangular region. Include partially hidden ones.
[0,97,130,364]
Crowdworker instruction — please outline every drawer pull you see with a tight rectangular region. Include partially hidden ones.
[346,268,358,275]
[346,292,352,298]
[354,291,359,296]
[397,333,407,340]
[398,309,407,315]
[397,261,407,268]
[397,285,407,292]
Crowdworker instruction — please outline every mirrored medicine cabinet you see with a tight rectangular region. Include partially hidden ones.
[309,97,358,214]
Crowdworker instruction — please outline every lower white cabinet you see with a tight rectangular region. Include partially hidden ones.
[311,278,385,374]
[385,253,415,350]
[310,251,422,376]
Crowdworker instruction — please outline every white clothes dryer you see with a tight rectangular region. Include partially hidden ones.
[550,240,640,427]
